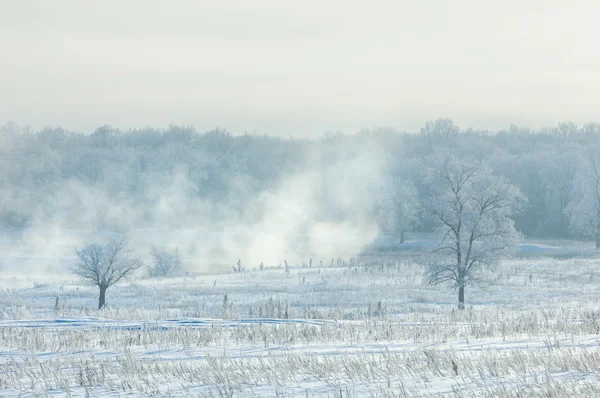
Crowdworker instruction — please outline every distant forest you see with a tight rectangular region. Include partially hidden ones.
[1,119,598,242]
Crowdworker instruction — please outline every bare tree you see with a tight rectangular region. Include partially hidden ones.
[148,247,182,277]
[553,121,578,141]
[424,154,524,309]
[72,238,142,309]
[567,140,600,248]
[540,144,578,237]
[377,176,421,244]
[419,119,460,151]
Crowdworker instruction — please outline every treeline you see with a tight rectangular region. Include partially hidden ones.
[1,119,598,243]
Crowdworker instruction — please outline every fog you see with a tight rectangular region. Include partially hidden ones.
[0,124,389,273]
[2,1,599,276]
[3,5,600,397]
[1,120,598,276]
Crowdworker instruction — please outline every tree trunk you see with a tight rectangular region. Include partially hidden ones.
[98,285,107,310]
[596,232,600,250]
[400,230,405,244]
[458,286,465,310]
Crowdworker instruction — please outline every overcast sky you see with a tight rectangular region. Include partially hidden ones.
[1,1,599,136]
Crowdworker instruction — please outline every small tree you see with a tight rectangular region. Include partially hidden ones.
[419,118,460,151]
[539,144,578,237]
[72,238,142,309]
[424,154,524,309]
[377,176,421,243]
[148,247,182,277]
[566,141,600,248]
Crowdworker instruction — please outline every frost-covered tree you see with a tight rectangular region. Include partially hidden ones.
[424,154,525,309]
[419,119,459,151]
[148,247,182,277]
[553,121,578,141]
[539,144,578,237]
[72,238,142,309]
[0,120,592,241]
[567,141,600,248]
[377,177,421,243]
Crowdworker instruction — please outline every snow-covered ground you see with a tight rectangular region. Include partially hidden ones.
[1,232,600,396]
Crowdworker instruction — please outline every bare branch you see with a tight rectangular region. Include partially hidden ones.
[72,238,140,289]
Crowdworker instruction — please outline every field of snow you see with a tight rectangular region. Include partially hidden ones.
[1,233,600,396]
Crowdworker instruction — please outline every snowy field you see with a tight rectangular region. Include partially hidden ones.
[1,234,600,396]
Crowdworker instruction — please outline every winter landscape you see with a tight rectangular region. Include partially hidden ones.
[1,234,600,397]
[2,123,600,397]
[3,1,600,397]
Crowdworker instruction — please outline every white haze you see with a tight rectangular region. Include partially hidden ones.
[1,1,600,135]
[0,134,388,274]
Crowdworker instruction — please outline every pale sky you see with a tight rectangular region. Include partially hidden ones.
[1,1,599,136]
